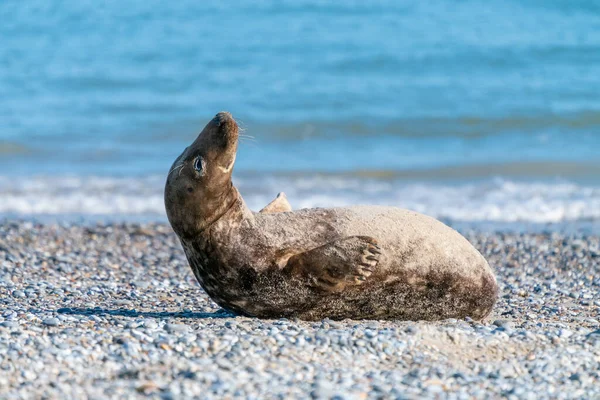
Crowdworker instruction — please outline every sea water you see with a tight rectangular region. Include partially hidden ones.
[1,1,599,223]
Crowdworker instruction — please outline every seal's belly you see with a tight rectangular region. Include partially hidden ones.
[287,206,498,320]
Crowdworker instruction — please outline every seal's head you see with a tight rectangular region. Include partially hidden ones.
[165,111,239,238]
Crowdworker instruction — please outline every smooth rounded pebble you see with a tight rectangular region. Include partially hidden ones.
[42,318,60,327]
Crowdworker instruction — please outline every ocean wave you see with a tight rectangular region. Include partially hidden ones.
[0,175,599,223]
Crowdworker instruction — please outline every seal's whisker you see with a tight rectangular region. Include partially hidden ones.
[239,139,260,149]
[236,118,247,130]
[239,132,257,144]
[168,163,184,178]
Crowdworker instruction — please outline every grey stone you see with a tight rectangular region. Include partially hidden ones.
[164,323,189,333]
[43,318,60,327]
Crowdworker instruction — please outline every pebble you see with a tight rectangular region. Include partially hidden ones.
[0,222,598,399]
[142,319,159,329]
[559,329,574,339]
[165,324,189,333]
[42,318,60,327]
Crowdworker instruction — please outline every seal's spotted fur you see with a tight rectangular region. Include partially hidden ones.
[165,112,498,320]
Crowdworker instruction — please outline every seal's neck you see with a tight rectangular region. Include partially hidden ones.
[172,186,254,241]
[208,186,254,231]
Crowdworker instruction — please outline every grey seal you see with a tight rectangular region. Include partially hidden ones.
[164,112,498,320]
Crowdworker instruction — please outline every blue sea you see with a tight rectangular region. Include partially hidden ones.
[1,1,599,224]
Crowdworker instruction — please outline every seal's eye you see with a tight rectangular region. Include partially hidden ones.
[193,157,205,174]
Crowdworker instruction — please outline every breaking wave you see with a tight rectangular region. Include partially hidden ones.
[1,175,599,223]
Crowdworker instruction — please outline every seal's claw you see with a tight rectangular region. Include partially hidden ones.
[358,264,374,271]
[367,244,382,255]
[324,236,380,289]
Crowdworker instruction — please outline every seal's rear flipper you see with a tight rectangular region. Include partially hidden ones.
[284,236,381,292]
[259,192,292,214]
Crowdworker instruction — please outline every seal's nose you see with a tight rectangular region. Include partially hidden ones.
[214,111,234,124]
[193,111,238,150]
[213,111,238,139]
[217,111,232,118]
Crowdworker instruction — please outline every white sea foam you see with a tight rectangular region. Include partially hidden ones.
[0,175,599,223]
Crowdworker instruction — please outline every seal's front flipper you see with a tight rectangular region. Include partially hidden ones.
[285,236,381,292]
[260,192,292,214]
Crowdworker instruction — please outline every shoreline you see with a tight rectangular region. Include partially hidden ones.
[3,214,600,235]
[2,174,600,224]
[1,222,599,398]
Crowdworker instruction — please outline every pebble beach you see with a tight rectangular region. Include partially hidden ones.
[3,0,600,398]
[1,221,599,399]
